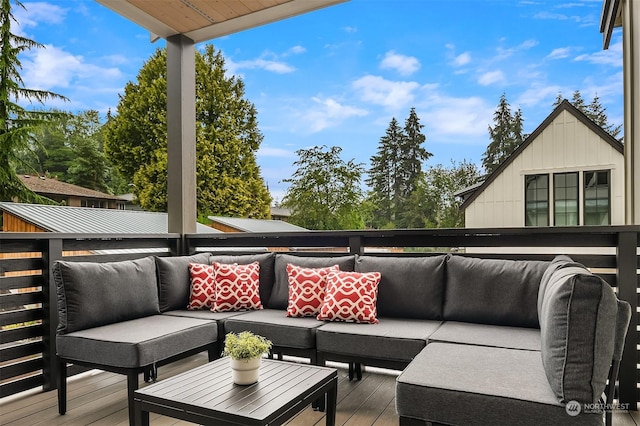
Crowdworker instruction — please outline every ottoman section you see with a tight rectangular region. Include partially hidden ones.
[396,342,603,426]
[56,315,218,368]
[428,321,541,351]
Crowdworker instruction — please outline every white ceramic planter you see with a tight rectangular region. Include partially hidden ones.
[230,356,261,385]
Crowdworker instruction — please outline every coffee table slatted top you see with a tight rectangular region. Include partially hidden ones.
[135,358,337,424]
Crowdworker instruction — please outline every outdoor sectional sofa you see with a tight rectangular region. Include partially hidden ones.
[53,251,631,426]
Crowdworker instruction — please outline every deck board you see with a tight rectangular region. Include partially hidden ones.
[1,352,636,425]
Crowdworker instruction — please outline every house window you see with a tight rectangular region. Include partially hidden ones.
[554,172,578,226]
[584,171,610,225]
[525,174,548,226]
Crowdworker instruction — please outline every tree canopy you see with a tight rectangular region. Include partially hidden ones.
[104,45,271,218]
[481,93,523,176]
[0,0,67,203]
[366,108,431,229]
[282,145,365,230]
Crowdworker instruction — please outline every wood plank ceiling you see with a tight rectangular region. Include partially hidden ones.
[96,0,347,43]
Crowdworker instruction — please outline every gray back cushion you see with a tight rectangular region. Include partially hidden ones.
[444,256,549,328]
[209,253,275,306]
[268,254,356,309]
[355,255,446,320]
[155,253,211,312]
[54,256,159,334]
[538,259,619,403]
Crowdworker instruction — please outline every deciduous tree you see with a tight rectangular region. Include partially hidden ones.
[282,145,364,230]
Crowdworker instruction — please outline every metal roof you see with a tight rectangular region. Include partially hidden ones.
[0,202,220,234]
[208,216,307,232]
[96,0,347,43]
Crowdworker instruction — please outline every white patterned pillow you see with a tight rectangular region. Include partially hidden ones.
[286,264,339,317]
[187,263,216,310]
[317,270,381,324]
[211,261,263,312]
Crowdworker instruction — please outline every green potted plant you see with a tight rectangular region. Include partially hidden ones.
[223,331,272,385]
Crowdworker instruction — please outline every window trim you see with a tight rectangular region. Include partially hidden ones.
[524,174,549,227]
[553,172,579,226]
[583,169,611,226]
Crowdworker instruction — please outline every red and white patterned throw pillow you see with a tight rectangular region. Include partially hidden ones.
[211,261,263,312]
[317,270,381,324]
[286,264,339,317]
[187,263,216,310]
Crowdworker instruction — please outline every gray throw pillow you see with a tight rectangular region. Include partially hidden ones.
[155,253,211,312]
[54,256,159,334]
[268,254,355,309]
[355,255,446,320]
[539,260,618,403]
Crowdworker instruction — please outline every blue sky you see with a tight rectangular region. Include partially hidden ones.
[16,0,623,202]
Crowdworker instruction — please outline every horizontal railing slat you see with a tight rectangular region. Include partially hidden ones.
[0,340,43,362]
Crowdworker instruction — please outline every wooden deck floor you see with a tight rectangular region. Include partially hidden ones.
[1,352,637,426]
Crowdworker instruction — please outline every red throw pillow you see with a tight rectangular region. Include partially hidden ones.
[187,263,216,310]
[317,270,381,324]
[211,261,263,312]
[286,264,339,317]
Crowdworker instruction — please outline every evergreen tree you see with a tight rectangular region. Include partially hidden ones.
[0,0,67,203]
[397,108,432,227]
[482,94,523,175]
[282,145,364,230]
[553,91,622,139]
[104,46,271,217]
[366,117,403,228]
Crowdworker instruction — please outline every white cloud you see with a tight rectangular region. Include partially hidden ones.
[547,47,571,59]
[231,58,295,74]
[516,84,564,107]
[379,51,421,76]
[352,75,421,110]
[453,52,472,67]
[300,97,368,132]
[288,45,306,55]
[258,146,295,158]
[574,40,622,66]
[21,44,121,91]
[343,26,358,33]
[478,70,505,86]
[421,94,494,139]
[13,2,67,35]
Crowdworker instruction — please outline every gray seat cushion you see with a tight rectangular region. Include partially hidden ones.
[54,257,159,334]
[155,253,211,312]
[444,256,549,328]
[316,319,441,362]
[396,342,603,426]
[56,315,218,368]
[209,253,276,307]
[429,321,541,351]
[538,256,619,404]
[162,309,244,321]
[355,255,446,320]
[268,254,355,309]
[222,309,324,349]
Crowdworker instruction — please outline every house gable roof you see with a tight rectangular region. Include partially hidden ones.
[0,202,220,234]
[460,99,623,210]
[19,175,125,201]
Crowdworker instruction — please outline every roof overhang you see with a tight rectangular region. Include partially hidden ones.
[95,0,348,43]
[600,0,622,49]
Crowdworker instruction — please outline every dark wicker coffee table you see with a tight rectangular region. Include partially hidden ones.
[133,357,338,425]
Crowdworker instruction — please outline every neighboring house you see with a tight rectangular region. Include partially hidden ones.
[0,202,220,233]
[460,100,624,228]
[208,216,307,233]
[18,175,125,209]
[270,207,292,222]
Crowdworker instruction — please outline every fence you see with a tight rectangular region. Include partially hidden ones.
[1,226,638,409]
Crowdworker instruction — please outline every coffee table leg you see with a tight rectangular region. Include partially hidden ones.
[134,400,149,426]
[326,381,337,426]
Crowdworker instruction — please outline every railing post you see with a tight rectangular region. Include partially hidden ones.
[42,238,63,391]
[616,231,638,410]
[349,236,363,256]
